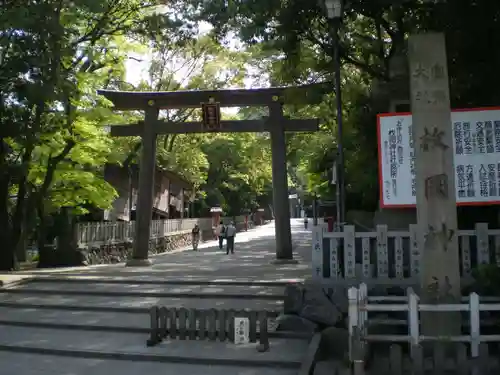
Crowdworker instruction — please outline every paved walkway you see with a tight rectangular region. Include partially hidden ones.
[0,219,314,375]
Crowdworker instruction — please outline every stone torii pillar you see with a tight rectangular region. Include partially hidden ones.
[127,103,159,266]
[269,101,294,262]
[409,33,461,334]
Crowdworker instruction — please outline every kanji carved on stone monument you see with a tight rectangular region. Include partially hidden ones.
[425,173,448,199]
[420,126,449,151]
[412,63,429,81]
[427,275,453,303]
[431,63,445,80]
[425,222,455,252]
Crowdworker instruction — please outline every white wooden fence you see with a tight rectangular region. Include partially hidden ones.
[77,216,249,246]
[312,223,500,284]
[347,283,500,362]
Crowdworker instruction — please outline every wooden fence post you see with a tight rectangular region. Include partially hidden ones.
[460,235,471,277]
[495,234,500,268]
[344,225,356,279]
[361,237,371,278]
[188,309,197,340]
[394,236,404,279]
[218,309,226,341]
[169,309,177,339]
[147,306,160,347]
[330,233,339,279]
[249,310,258,342]
[207,309,217,341]
[475,223,490,266]
[159,306,168,339]
[198,309,207,340]
[348,286,359,361]
[178,308,188,340]
[409,224,420,279]
[455,343,468,375]
[312,226,323,279]
[411,345,424,375]
[389,344,403,375]
[407,287,420,358]
[376,225,389,278]
[469,292,480,357]
[352,327,366,375]
[257,311,269,352]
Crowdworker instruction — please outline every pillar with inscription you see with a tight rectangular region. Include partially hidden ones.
[127,104,159,267]
[408,33,461,334]
[269,101,295,262]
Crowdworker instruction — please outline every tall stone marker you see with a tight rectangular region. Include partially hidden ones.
[408,33,461,335]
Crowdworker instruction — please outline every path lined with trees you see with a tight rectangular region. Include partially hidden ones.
[2,0,499,271]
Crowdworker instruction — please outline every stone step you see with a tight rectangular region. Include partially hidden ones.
[0,326,308,369]
[0,352,298,375]
[29,275,297,286]
[0,307,150,329]
[0,293,284,311]
[14,280,286,297]
[0,283,284,300]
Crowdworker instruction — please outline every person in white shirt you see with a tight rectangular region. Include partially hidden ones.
[225,221,237,254]
[216,221,226,249]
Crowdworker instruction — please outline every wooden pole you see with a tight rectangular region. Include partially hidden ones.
[408,33,461,334]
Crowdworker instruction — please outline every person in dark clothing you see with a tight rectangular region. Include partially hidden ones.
[217,221,226,249]
[192,224,200,250]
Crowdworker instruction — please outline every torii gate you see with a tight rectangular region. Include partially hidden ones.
[98,85,322,266]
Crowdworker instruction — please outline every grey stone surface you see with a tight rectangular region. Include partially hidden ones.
[283,284,303,314]
[281,282,347,328]
[317,327,349,361]
[18,221,312,281]
[0,307,149,328]
[300,287,342,327]
[0,221,316,373]
[275,314,318,333]
[0,294,283,310]
[0,326,308,362]
[0,352,298,375]
[270,259,299,265]
[125,258,153,267]
[12,280,285,296]
[322,285,348,315]
[314,360,350,375]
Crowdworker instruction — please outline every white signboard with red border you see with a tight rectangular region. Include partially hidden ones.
[377,107,500,208]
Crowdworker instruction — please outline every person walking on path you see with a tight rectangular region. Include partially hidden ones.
[216,221,226,249]
[225,221,237,254]
[192,224,200,251]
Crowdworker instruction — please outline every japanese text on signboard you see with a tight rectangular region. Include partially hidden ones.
[378,108,500,206]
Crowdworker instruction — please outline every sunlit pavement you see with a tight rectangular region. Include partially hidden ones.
[0,220,312,375]
[28,219,313,282]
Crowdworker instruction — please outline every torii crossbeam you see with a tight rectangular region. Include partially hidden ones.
[98,84,325,266]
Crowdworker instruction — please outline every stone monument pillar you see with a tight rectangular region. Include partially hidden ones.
[408,33,461,335]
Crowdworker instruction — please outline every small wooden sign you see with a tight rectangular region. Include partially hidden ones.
[234,317,249,344]
[201,99,221,131]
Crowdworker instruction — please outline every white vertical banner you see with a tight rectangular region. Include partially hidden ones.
[311,226,323,279]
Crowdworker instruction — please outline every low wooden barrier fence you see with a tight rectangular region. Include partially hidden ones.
[147,307,278,352]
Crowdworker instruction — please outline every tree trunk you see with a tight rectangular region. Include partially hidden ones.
[0,162,15,270]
